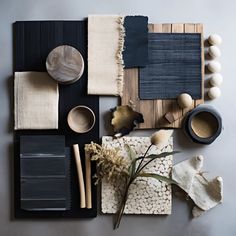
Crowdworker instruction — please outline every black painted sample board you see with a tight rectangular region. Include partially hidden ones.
[139,33,202,99]
[20,136,70,211]
[14,21,99,218]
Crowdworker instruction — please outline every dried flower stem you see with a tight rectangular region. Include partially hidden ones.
[114,179,132,229]
[136,144,152,173]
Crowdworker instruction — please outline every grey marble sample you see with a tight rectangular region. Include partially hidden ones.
[46,45,84,84]
[20,135,70,211]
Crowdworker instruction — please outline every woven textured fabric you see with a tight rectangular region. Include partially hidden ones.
[88,15,124,96]
[139,33,202,99]
[14,72,58,130]
[123,16,149,68]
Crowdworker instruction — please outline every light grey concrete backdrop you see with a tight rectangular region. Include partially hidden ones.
[0,0,236,235]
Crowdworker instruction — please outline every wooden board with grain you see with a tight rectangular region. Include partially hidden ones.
[121,23,204,129]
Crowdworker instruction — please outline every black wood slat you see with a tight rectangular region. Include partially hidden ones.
[14,20,98,218]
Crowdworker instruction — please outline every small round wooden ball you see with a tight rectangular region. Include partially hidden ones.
[207,61,221,73]
[209,74,223,87]
[208,34,222,46]
[208,87,221,99]
[178,93,193,108]
[208,46,221,59]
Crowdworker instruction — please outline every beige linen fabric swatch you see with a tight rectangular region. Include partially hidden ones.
[88,15,124,96]
[14,72,59,130]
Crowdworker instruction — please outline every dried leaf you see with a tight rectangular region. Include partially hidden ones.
[138,172,177,185]
[136,151,180,161]
[125,144,136,177]
[111,105,144,137]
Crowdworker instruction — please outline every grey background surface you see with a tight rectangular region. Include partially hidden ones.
[0,0,235,235]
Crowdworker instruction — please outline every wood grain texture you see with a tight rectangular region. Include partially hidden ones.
[195,23,205,107]
[46,45,84,84]
[73,144,86,208]
[121,23,204,129]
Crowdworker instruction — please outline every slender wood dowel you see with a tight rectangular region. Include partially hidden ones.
[73,144,86,208]
[85,151,92,209]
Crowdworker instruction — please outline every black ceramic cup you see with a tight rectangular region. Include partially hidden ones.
[184,105,222,145]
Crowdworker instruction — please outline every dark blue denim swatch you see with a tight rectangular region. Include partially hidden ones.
[139,33,202,99]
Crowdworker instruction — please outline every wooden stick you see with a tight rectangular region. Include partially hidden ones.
[73,144,86,208]
[85,151,92,209]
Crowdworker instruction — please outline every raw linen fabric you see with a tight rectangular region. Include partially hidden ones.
[14,72,59,130]
[101,136,173,215]
[88,15,125,96]
[139,33,202,99]
[123,16,149,68]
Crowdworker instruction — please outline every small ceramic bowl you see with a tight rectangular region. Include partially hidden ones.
[67,106,95,133]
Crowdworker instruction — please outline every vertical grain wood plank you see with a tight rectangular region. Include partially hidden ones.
[171,24,185,128]
[139,24,154,128]
[152,24,164,128]
[121,69,139,112]
[160,24,173,128]
[180,24,196,125]
[121,23,204,130]
[195,23,204,107]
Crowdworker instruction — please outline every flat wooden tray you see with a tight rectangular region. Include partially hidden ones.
[121,23,204,129]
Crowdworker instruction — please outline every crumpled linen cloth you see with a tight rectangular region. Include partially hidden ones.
[14,72,59,130]
[172,156,223,217]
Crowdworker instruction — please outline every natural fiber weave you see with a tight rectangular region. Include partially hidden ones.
[14,72,58,130]
[88,15,125,96]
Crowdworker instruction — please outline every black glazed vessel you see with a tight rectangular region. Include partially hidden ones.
[184,105,222,145]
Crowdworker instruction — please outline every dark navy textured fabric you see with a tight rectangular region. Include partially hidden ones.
[139,33,202,99]
[123,16,149,68]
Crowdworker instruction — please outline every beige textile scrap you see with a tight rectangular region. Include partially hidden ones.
[88,15,125,96]
[14,72,59,130]
[101,136,173,215]
[172,156,223,217]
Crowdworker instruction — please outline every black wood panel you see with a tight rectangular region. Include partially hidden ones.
[14,21,98,218]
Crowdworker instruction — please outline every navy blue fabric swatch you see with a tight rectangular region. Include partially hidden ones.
[139,33,202,99]
[123,16,149,68]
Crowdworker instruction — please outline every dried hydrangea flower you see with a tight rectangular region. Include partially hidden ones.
[85,142,129,184]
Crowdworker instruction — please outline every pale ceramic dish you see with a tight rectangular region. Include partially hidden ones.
[67,106,95,133]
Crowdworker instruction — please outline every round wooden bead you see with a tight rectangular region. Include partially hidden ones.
[208,87,221,99]
[208,34,222,46]
[209,74,223,87]
[208,46,221,59]
[178,93,193,108]
[46,45,84,84]
[207,61,221,73]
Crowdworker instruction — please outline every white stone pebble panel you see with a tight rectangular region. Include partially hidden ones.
[101,136,173,215]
